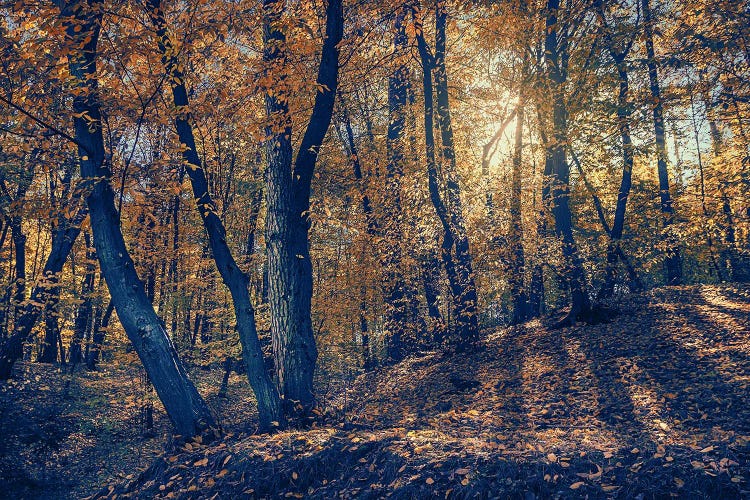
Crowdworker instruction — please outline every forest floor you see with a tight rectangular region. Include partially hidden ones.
[1,284,750,499]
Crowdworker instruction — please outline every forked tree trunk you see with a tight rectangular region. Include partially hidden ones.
[433,3,479,342]
[263,0,343,420]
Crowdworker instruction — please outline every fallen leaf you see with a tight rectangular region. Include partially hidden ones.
[570,481,584,490]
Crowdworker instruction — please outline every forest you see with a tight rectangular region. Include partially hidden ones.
[0,0,748,498]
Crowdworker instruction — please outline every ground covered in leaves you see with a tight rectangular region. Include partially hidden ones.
[2,284,750,499]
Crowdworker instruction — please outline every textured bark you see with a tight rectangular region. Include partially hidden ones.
[263,0,343,420]
[56,0,215,438]
[68,232,96,364]
[642,0,681,285]
[544,0,590,323]
[149,0,283,432]
[38,293,60,363]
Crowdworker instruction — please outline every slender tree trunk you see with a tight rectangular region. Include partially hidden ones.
[433,3,479,342]
[544,0,590,324]
[599,56,636,299]
[420,248,445,343]
[414,7,469,349]
[380,5,410,361]
[69,232,96,365]
[55,0,215,438]
[86,298,112,370]
[149,0,283,432]
[642,0,681,285]
[509,100,528,323]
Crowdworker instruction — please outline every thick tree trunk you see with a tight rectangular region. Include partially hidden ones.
[544,0,590,324]
[642,0,681,285]
[263,0,342,420]
[56,0,215,438]
[38,287,61,363]
[149,0,283,432]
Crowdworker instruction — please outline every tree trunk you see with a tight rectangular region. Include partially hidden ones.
[380,4,410,362]
[509,100,528,323]
[433,4,479,342]
[642,0,681,285]
[86,298,112,370]
[544,0,590,324]
[69,232,96,365]
[38,288,61,363]
[56,0,215,438]
[149,0,283,432]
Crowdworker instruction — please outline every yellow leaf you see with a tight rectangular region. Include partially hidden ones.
[460,478,469,486]
[455,468,470,475]
[570,481,584,490]
[292,472,298,480]
[674,477,685,488]
[426,477,434,485]
[700,446,714,453]
[547,453,557,462]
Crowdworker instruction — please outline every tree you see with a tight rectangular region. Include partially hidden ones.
[642,0,682,285]
[263,0,343,420]
[148,0,283,432]
[543,0,591,323]
[54,0,215,438]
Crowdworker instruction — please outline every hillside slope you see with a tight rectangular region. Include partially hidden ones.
[94,285,750,499]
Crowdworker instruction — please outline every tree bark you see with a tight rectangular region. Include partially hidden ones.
[69,232,96,364]
[509,100,528,323]
[86,298,112,370]
[433,3,479,342]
